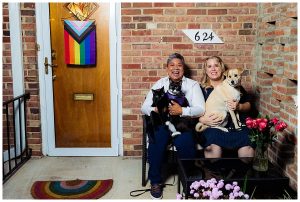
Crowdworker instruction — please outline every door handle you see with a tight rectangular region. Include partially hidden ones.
[44,57,57,74]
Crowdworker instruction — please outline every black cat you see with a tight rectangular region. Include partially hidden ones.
[150,81,193,137]
[150,87,168,128]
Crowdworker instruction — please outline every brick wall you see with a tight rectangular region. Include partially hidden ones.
[121,2,258,156]
[2,3,12,150]
[2,3,42,156]
[255,3,297,190]
[2,3,13,101]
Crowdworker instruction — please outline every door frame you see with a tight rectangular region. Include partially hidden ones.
[4,3,26,161]
[35,3,123,156]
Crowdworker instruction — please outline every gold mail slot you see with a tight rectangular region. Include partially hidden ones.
[73,93,94,101]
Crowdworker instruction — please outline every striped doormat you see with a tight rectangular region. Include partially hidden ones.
[31,179,113,199]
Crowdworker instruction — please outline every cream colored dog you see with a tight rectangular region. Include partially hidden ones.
[195,68,243,132]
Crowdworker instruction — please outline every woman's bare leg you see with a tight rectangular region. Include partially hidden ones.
[204,144,222,158]
[238,146,254,157]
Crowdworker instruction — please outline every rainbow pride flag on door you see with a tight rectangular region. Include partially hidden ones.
[64,20,96,65]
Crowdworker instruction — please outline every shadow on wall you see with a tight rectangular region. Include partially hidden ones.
[272,134,296,169]
[184,64,193,78]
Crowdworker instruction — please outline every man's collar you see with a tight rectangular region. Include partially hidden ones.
[168,76,186,83]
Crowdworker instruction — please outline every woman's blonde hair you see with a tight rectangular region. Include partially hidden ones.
[201,56,227,89]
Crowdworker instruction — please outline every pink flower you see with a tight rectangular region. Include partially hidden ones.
[258,121,267,131]
[182,179,249,199]
[252,120,258,128]
[246,119,253,128]
[275,121,287,131]
[176,193,182,200]
[244,194,250,199]
[271,117,279,125]
[233,185,240,192]
[225,184,232,190]
[245,117,252,122]
[246,115,288,155]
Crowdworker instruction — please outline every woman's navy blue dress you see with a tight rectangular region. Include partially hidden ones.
[200,86,254,149]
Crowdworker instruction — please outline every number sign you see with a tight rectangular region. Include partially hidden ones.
[182,29,223,44]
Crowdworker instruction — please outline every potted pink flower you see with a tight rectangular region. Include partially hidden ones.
[245,116,287,171]
[176,178,249,199]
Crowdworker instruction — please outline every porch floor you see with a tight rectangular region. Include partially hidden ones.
[2,156,178,199]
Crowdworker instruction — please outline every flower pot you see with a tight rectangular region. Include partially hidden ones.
[252,146,268,172]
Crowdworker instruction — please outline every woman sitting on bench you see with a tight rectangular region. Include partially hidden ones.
[197,56,255,158]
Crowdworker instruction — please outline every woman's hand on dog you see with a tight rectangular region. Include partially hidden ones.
[226,99,239,111]
[199,113,224,126]
[168,100,182,115]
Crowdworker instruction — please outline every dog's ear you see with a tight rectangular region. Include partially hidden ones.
[223,70,229,78]
[238,68,245,75]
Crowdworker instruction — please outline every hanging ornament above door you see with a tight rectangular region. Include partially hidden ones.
[64,3,99,21]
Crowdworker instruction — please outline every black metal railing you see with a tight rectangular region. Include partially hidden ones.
[2,93,32,183]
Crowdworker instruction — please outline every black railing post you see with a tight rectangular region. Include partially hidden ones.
[2,93,32,183]
[12,102,18,168]
[24,94,29,157]
[5,104,11,173]
[18,99,23,162]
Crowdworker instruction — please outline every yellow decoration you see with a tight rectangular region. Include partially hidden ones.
[65,3,99,21]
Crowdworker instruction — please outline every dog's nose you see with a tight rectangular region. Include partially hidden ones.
[231,80,234,84]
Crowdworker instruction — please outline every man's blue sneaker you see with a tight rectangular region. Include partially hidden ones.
[150,184,163,199]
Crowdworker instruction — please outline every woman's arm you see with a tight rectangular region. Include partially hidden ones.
[238,101,251,112]
[227,86,252,113]
[199,113,225,126]
[227,100,251,112]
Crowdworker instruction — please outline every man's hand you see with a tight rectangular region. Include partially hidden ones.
[199,113,224,126]
[168,100,182,115]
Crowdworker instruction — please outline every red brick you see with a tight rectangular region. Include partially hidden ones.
[218,16,237,22]
[143,9,163,15]
[173,44,193,49]
[142,77,160,82]
[187,9,207,15]
[122,64,141,69]
[133,16,153,22]
[228,8,250,14]
[122,9,141,15]
[196,3,217,7]
[175,3,195,7]
[154,3,174,7]
[188,24,200,29]
[208,9,227,15]
[162,37,182,42]
[132,30,151,36]
[121,3,131,8]
[132,3,152,7]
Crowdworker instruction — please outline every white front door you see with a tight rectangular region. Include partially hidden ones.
[35,3,122,156]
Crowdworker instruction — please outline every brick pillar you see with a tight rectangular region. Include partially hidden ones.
[256,3,297,190]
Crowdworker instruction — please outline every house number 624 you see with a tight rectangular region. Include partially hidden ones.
[195,31,214,42]
[182,29,223,44]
